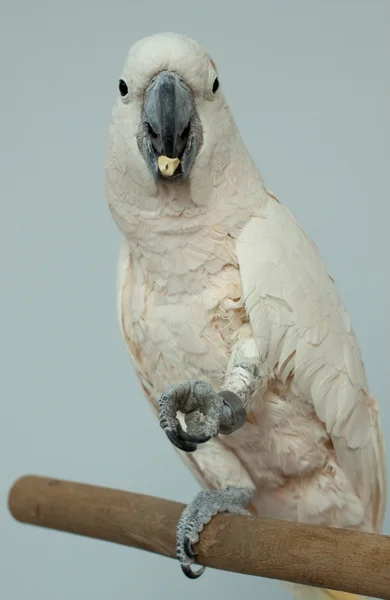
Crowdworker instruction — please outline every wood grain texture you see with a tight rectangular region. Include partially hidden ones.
[8,475,390,599]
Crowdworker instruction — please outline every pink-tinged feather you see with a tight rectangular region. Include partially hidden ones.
[107,33,386,600]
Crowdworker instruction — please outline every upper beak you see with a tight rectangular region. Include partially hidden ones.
[142,71,195,179]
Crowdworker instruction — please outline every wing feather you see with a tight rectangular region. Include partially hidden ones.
[236,198,386,531]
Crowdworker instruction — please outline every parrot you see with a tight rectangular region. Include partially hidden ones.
[104,31,386,600]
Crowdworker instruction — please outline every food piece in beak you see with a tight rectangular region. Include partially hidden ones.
[158,155,181,177]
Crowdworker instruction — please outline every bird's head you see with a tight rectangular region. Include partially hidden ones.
[109,32,227,185]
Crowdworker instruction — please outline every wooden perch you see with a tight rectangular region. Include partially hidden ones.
[8,475,390,599]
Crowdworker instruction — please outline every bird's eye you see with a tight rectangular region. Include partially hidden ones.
[205,73,219,100]
[119,79,129,97]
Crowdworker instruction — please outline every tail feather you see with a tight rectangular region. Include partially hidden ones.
[284,583,365,600]
[320,590,362,600]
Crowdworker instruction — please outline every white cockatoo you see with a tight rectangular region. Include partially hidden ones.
[105,32,386,600]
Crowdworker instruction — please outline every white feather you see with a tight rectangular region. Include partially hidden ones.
[237,200,386,531]
[107,33,386,600]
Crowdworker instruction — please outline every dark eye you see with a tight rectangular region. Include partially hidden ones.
[119,79,128,97]
[212,77,219,94]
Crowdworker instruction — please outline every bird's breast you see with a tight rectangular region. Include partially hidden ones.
[128,244,247,396]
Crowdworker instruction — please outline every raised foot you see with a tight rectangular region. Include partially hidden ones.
[158,380,246,452]
[176,486,255,578]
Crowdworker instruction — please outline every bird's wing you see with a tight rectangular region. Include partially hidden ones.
[236,196,386,531]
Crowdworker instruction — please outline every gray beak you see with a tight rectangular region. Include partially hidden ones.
[138,71,202,182]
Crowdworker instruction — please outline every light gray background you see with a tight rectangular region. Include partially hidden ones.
[1,1,389,598]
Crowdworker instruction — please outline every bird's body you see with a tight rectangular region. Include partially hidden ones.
[106,32,386,599]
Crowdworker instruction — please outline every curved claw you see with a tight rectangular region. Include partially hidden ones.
[181,564,205,579]
[166,429,197,452]
[178,429,212,444]
[163,420,212,452]
[184,537,197,558]
[218,390,246,435]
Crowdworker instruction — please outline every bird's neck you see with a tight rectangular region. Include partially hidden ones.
[108,124,267,250]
